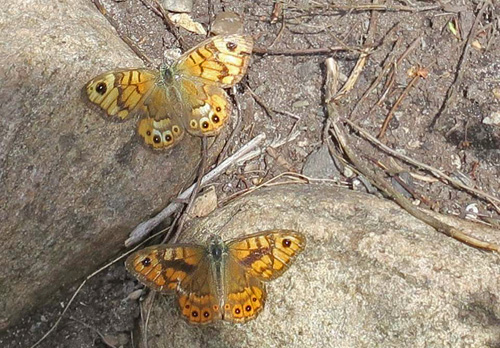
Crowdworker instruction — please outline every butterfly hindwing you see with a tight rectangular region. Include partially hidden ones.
[177,255,222,324]
[178,80,232,137]
[222,253,267,323]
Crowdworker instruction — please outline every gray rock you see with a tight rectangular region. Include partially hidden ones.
[210,12,244,35]
[483,111,500,125]
[0,0,225,329]
[162,0,193,13]
[135,185,500,347]
[302,144,341,180]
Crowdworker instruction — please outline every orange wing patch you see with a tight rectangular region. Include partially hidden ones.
[178,292,221,324]
[125,245,204,293]
[177,34,253,88]
[228,230,306,281]
[85,69,158,120]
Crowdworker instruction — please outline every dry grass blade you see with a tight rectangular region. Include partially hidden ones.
[329,48,373,103]
[219,172,343,205]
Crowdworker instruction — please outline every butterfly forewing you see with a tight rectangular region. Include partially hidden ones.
[227,230,306,281]
[175,34,254,88]
[85,68,158,120]
[125,244,205,293]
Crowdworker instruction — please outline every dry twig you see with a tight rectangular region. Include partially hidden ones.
[325,57,499,252]
[252,45,347,55]
[345,119,500,213]
[148,0,187,51]
[125,133,266,247]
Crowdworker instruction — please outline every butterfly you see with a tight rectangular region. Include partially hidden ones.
[125,230,306,324]
[84,34,253,150]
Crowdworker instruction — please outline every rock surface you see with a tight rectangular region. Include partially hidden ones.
[0,0,225,329]
[136,184,500,347]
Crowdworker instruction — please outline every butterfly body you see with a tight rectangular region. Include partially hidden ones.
[126,230,306,324]
[85,34,253,150]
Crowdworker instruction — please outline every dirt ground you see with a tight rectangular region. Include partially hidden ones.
[2,0,499,347]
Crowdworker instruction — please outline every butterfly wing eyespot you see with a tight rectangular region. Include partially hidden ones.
[137,117,184,150]
[183,83,232,137]
[222,255,267,323]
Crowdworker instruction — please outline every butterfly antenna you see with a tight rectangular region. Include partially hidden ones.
[211,205,244,237]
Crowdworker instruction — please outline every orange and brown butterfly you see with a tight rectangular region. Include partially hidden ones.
[84,34,253,150]
[125,230,306,324]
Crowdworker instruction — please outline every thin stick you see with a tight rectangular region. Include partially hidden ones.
[171,138,208,243]
[350,38,403,119]
[246,85,276,119]
[141,291,156,348]
[269,7,286,48]
[149,0,187,51]
[377,74,420,138]
[252,45,346,55]
[125,133,267,247]
[289,3,443,13]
